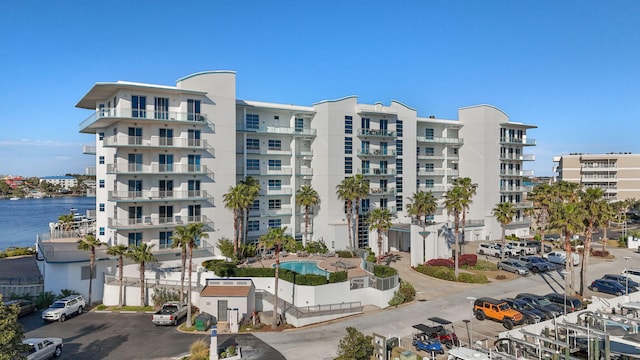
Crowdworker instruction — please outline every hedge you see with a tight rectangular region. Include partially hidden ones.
[414,264,489,284]
[329,271,348,283]
[373,265,397,278]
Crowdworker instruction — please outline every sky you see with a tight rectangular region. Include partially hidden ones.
[1,0,639,177]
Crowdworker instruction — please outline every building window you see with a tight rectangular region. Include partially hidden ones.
[396,158,403,175]
[160,128,174,146]
[99,227,105,236]
[425,179,435,188]
[250,199,260,211]
[269,199,282,209]
[268,179,281,190]
[425,128,434,139]
[345,137,352,154]
[247,159,260,171]
[98,132,104,141]
[187,99,201,121]
[295,118,304,132]
[268,159,282,170]
[246,138,259,150]
[345,157,352,174]
[246,114,259,130]
[425,163,434,171]
[99,180,105,188]
[274,115,279,120]
[268,139,282,150]
[396,177,403,193]
[99,156,105,165]
[361,117,370,129]
[154,97,169,120]
[345,116,352,134]
[396,120,403,137]
[268,219,282,228]
[248,220,260,232]
[396,139,403,156]
[128,232,142,246]
[417,147,420,156]
[425,147,435,156]
[159,231,173,249]
[380,119,388,131]
[396,196,403,212]
[99,203,105,212]
[131,95,146,118]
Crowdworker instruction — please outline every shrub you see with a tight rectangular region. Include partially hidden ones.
[373,265,397,278]
[279,269,327,286]
[458,254,478,266]
[414,265,488,283]
[366,254,376,263]
[329,271,348,283]
[190,339,209,360]
[591,250,610,257]
[305,240,328,254]
[618,238,627,248]
[58,289,80,299]
[151,288,182,308]
[389,280,416,306]
[471,260,498,271]
[35,291,55,309]
[495,274,507,280]
[338,251,354,258]
[2,247,35,257]
[426,258,454,268]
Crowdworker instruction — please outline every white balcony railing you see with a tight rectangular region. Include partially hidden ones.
[103,135,208,149]
[106,164,213,178]
[108,190,212,202]
[80,108,212,131]
[416,136,464,145]
[109,215,212,229]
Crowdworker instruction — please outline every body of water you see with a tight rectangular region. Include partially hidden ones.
[0,197,95,250]
[277,260,328,276]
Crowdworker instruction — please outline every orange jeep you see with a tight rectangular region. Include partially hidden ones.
[473,297,524,329]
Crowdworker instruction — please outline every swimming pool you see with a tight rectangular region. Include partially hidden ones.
[276,261,328,276]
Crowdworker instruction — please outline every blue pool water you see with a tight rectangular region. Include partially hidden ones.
[277,261,328,276]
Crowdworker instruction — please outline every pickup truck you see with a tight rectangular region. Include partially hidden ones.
[152,301,188,326]
[22,337,63,359]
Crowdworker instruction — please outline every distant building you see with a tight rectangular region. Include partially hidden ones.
[4,175,24,189]
[40,176,78,190]
[553,153,640,201]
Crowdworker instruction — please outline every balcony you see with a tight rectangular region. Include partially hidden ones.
[581,165,617,171]
[259,208,293,217]
[417,154,445,160]
[506,217,531,227]
[297,167,313,176]
[109,215,213,230]
[108,190,213,203]
[238,124,317,137]
[417,169,458,177]
[499,186,534,193]
[416,136,464,145]
[297,150,313,160]
[82,144,96,155]
[106,164,214,178]
[581,175,618,182]
[357,128,396,138]
[358,168,397,176]
[103,135,209,150]
[464,219,485,227]
[80,108,211,133]
[85,167,96,176]
[500,169,534,177]
[417,185,448,193]
[500,137,536,146]
[357,149,397,157]
[513,201,533,209]
[369,188,396,196]
[259,188,293,196]
[246,167,293,176]
[500,154,535,161]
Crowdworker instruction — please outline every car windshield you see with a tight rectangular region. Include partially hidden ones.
[538,298,553,306]
[50,302,65,308]
[499,303,510,310]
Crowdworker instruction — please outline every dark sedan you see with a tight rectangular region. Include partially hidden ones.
[601,274,640,289]
[518,256,555,272]
[502,298,546,324]
[544,293,583,313]
[589,279,637,296]
[5,299,37,317]
[515,293,563,318]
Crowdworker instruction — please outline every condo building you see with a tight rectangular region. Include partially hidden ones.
[76,71,536,267]
[553,153,640,201]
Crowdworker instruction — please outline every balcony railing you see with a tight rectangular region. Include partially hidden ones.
[500,154,536,161]
[246,167,293,176]
[464,219,485,227]
[500,137,536,146]
[298,167,313,176]
[357,128,396,138]
[108,190,213,203]
[82,144,96,154]
[259,209,293,217]
[259,188,293,196]
[417,169,458,176]
[416,136,464,145]
[513,201,533,209]
[581,165,617,171]
[103,135,209,150]
[417,185,448,193]
[106,164,213,178]
[109,215,212,229]
[358,168,397,176]
[500,169,534,177]
[238,124,317,137]
[499,186,534,193]
[369,188,396,196]
[80,108,211,132]
[357,149,397,157]
[417,154,445,160]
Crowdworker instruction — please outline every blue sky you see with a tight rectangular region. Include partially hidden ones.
[1,0,639,177]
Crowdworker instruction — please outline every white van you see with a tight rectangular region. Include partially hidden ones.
[544,251,580,266]
[622,269,640,284]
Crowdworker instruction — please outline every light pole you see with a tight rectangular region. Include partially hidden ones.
[462,319,471,347]
[466,296,476,346]
[561,270,569,316]
[625,256,631,296]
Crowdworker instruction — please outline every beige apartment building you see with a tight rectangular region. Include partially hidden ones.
[553,153,640,201]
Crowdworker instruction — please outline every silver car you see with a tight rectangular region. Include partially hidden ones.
[497,259,529,275]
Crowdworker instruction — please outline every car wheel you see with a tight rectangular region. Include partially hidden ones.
[54,345,62,357]
[60,314,66,322]
[592,286,599,292]
[479,250,485,255]
[476,310,486,321]
[494,253,500,258]
[497,265,502,270]
[77,306,83,315]
[532,267,539,273]
[503,319,514,330]
[616,291,623,296]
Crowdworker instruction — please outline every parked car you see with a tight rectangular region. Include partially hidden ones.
[502,298,545,324]
[41,295,85,322]
[473,297,524,329]
[477,243,503,257]
[5,299,37,317]
[543,293,584,313]
[543,251,580,266]
[497,259,529,275]
[515,293,563,318]
[621,269,640,284]
[152,301,188,326]
[589,279,637,296]
[525,241,552,254]
[601,274,640,289]
[507,242,537,256]
[518,256,556,272]
[22,337,63,359]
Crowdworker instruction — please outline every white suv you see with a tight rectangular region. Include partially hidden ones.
[42,295,85,322]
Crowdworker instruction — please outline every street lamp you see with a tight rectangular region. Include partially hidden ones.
[462,319,471,347]
[625,256,631,296]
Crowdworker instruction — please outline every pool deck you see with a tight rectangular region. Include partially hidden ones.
[245,253,368,278]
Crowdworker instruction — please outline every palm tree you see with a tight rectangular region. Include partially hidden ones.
[223,184,248,257]
[455,177,477,254]
[492,202,516,252]
[579,188,607,295]
[126,243,157,307]
[106,244,128,307]
[444,186,464,278]
[58,213,74,231]
[240,177,260,250]
[336,177,356,251]
[171,226,191,302]
[296,185,319,247]
[367,207,393,264]
[77,233,104,307]
[352,174,370,250]
[259,226,297,329]
[406,191,438,227]
[549,202,585,295]
[180,223,209,327]
[525,184,552,254]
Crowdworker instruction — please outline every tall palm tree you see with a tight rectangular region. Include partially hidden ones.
[240,177,260,249]
[58,213,74,231]
[444,186,464,278]
[492,202,516,252]
[455,177,477,254]
[259,226,297,329]
[352,174,370,250]
[579,188,607,295]
[171,226,191,302]
[77,233,104,307]
[525,184,552,254]
[549,201,585,295]
[223,184,248,257]
[126,243,157,307]
[600,201,615,252]
[367,207,393,264]
[336,177,356,251]
[181,223,209,327]
[106,244,128,307]
[296,185,319,247]
[406,191,437,227]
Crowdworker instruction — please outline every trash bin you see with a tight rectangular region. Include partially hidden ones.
[195,312,214,331]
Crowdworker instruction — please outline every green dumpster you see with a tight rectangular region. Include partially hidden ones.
[195,312,214,331]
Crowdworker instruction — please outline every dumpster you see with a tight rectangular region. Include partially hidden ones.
[195,312,215,331]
